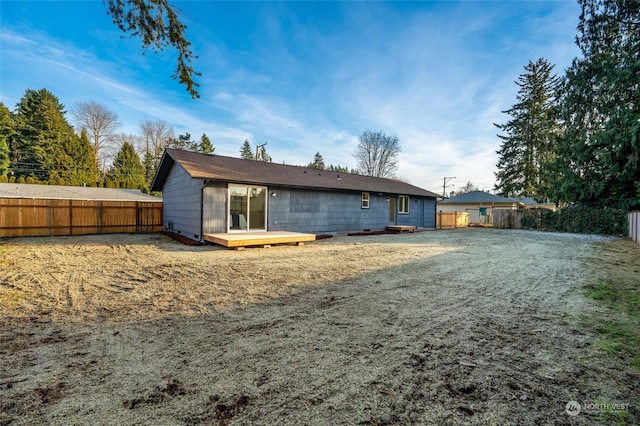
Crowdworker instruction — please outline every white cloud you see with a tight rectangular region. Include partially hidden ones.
[1,0,581,192]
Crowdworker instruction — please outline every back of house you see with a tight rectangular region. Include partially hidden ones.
[151,149,439,243]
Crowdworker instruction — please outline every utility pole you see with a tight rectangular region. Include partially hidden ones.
[255,142,267,161]
[443,176,456,198]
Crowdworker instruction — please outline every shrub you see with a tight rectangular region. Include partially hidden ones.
[518,205,627,235]
[520,210,540,229]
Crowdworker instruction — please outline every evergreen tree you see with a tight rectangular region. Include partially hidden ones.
[61,128,98,186]
[0,103,14,177]
[494,58,560,199]
[105,0,200,98]
[0,136,9,178]
[107,141,147,191]
[552,0,640,209]
[143,151,157,189]
[257,145,272,162]
[240,139,253,160]
[166,132,198,151]
[327,164,349,173]
[198,133,215,154]
[12,88,79,183]
[308,151,326,170]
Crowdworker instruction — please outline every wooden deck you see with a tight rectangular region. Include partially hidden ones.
[385,225,416,233]
[204,231,316,249]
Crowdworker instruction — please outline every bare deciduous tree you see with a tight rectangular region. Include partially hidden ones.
[71,101,120,171]
[353,130,400,178]
[139,119,175,158]
[456,181,479,195]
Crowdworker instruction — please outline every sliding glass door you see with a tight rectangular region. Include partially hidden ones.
[228,185,267,232]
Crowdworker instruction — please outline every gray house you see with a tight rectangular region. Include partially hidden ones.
[151,149,439,243]
[437,190,555,225]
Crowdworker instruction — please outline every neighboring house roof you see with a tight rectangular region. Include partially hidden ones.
[519,197,538,206]
[0,183,162,202]
[519,197,554,207]
[151,149,440,198]
[438,190,521,205]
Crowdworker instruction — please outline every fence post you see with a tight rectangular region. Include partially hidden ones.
[630,211,639,243]
[135,202,140,233]
[98,201,103,234]
[68,199,73,235]
[46,199,53,236]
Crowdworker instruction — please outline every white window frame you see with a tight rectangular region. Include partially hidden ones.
[398,195,409,214]
[361,192,370,209]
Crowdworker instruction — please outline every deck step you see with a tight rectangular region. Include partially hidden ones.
[385,225,416,233]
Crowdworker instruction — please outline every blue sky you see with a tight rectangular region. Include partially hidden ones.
[1,1,580,194]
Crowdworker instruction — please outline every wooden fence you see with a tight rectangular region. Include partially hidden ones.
[493,209,524,229]
[0,198,162,238]
[437,211,469,229]
[630,211,639,243]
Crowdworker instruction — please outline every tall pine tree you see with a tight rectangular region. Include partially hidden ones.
[143,151,157,190]
[107,141,147,191]
[12,88,86,184]
[166,132,198,151]
[494,58,560,199]
[240,139,253,160]
[553,0,640,209]
[0,103,13,178]
[257,144,272,162]
[66,129,98,186]
[308,152,326,170]
[198,133,214,154]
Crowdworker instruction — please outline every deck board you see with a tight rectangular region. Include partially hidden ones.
[204,231,316,248]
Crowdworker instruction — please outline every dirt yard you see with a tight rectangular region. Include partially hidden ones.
[0,228,638,425]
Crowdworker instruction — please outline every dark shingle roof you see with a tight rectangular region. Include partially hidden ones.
[0,183,162,202]
[151,149,439,198]
[438,190,520,204]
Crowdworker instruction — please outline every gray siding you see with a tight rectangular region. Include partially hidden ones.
[267,187,435,233]
[424,198,436,228]
[162,164,204,240]
[395,197,436,228]
[192,183,436,239]
[202,183,227,234]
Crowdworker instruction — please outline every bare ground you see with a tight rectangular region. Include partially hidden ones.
[0,228,638,425]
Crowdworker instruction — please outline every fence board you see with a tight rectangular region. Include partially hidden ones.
[493,210,524,229]
[630,211,639,243]
[437,211,469,229]
[0,198,162,237]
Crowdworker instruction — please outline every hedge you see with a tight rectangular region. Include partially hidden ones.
[519,205,627,235]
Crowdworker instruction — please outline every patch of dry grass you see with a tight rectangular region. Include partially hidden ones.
[585,239,640,371]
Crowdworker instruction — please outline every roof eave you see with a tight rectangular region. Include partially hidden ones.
[150,150,175,192]
[199,177,436,197]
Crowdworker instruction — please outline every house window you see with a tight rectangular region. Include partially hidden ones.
[398,195,409,214]
[361,192,370,209]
